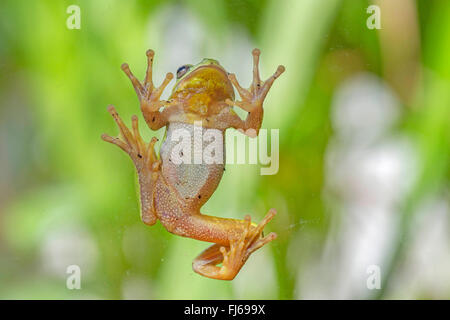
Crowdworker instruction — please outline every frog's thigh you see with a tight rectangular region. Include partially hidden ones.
[154,181,248,244]
[176,213,251,246]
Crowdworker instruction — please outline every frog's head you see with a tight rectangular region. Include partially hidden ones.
[170,58,235,110]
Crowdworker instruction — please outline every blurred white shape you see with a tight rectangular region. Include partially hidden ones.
[299,72,418,299]
[388,196,450,299]
[40,225,98,279]
[329,204,396,298]
[299,203,398,299]
[331,73,400,144]
[327,138,417,206]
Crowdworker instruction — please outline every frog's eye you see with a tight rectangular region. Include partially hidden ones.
[176,64,192,79]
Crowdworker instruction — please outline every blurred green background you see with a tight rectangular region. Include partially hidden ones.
[0,0,449,299]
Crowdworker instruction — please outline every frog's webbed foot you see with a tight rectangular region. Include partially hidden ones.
[102,105,160,225]
[219,209,277,280]
[121,50,174,112]
[192,209,277,280]
[102,105,160,172]
[226,49,285,112]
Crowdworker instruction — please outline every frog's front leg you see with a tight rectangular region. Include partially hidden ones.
[192,210,277,280]
[121,49,175,131]
[102,106,160,225]
[225,49,285,137]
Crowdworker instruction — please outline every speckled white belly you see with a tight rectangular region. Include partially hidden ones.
[160,122,225,199]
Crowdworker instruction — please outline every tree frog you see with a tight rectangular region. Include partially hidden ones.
[102,49,285,280]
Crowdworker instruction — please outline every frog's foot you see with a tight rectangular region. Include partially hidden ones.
[121,50,174,112]
[219,209,277,280]
[102,105,160,225]
[192,209,277,280]
[102,105,160,173]
[226,49,285,112]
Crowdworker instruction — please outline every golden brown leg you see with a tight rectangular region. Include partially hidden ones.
[102,105,160,225]
[192,209,277,280]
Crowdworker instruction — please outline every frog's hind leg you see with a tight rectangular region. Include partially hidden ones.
[192,210,277,280]
[102,105,161,226]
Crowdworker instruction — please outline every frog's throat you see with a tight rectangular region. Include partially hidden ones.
[169,65,235,101]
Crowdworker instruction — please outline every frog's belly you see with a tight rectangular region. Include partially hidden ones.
[160,122,225,199]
